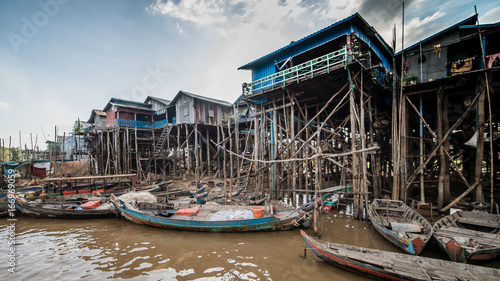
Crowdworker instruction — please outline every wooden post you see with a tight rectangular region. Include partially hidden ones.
[235,105,240,187]
[177,125,180,179]
[135,127,140,180]
[217,125,221,178]
[391,24,400,200]
[228,120,233,203]
[297,109,303,200]
[314,155,321,236]
[195,124,199,181]
[53,126,57,176]
[206,127,210,177]
[474,81,485,202]
[442,92,450,204]
[272,102,278,199]
[291,96,297,207]
[186,124,191,179]
[253,108,260,197]
[360,70,369,216]
[222,125,227,200]
[349,71,360,219]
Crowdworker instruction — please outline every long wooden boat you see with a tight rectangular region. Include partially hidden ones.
[301,230,500,280]
[110,194,309,232]
[15,199,115,219]
[433,210,500,263]
[368,199,432,255]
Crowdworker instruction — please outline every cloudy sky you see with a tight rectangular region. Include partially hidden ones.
[1,0,499,150]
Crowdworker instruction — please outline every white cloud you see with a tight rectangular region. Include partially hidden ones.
[148,0,240,25]
[176,22,183,33]
[480,6,500,24]
[401,10,446,49]
[0,102,9,108]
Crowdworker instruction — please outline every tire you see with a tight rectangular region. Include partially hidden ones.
[470,201,490,210]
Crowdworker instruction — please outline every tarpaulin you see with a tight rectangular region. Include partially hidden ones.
[54,160,90,177]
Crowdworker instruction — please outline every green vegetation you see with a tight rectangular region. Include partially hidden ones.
[1,147,22,162]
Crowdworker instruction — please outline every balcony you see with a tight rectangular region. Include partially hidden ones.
[243,46,347,96]
[115,119,169,129]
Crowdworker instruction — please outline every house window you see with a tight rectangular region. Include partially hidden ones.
[184,107,189,116]
[208,109,214,118]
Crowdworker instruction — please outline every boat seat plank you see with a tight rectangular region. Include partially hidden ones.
[455,217,500,229]
[436,226,500,247]
[374,207,405,213]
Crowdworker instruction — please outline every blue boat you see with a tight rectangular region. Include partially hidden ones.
[368,199,432,255]
[110,194,309,232]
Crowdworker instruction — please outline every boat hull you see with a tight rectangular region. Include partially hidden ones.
[16,203,114,219]
[300,230,500,281]
[433,210,500,263]
[111,196,308,232]
[368,199,432,255]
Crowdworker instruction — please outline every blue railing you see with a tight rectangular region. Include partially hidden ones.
[243,46,347,96]
[116,119,169,129]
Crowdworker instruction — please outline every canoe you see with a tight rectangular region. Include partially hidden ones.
[433,210,500,263]
[15,198,115,219]
[368,199,432,255]
[300,230,500,280]
[110,194,309,232]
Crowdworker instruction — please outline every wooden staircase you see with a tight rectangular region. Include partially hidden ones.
[154,125,172,154]
[236,159,255,190]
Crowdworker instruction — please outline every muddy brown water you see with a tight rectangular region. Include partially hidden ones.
[1,205,499,280]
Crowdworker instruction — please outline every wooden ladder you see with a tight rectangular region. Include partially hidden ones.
[154,125,172,153]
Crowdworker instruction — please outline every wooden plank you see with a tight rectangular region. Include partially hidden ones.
[456,217,500,229]
[43,174,137,182]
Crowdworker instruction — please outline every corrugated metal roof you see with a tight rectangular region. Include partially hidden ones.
[103,98,153,112]
[170,90,233,107]
[145,96,171,106]
[112,103,155,111]
[395,15,477,56]
[87,109,106,123]
[238,12,393,70]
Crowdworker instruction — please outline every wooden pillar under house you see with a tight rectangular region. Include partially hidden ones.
[206,128,210,178]
[291,96,297,207]
[216,125,220,178]
[474,81,485,202]
[349,72,360,219]
[195,124,199,180]
[228,120,233,203]
[253,108,260,197]
[186,124,191,179]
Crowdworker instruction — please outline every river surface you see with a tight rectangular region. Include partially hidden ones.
[1,205,500,280]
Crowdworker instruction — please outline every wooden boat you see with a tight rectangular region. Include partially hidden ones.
[433,210,500,263]
[368,199,432,255]
[300,230,500,281]
[110,194,309,232]
[15,198,115,219]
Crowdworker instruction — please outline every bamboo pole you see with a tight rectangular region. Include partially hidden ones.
[195,124,199,180]
[437,87,445,209]
[291,94,297,207]
[404,85,484,193]
[253,107,260,196]
[228,120,233,203]
[360,70,369,216]
[186,124,191,179]
[474,81,485,202]
[391,24,400,200]
[206,127,210,178]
